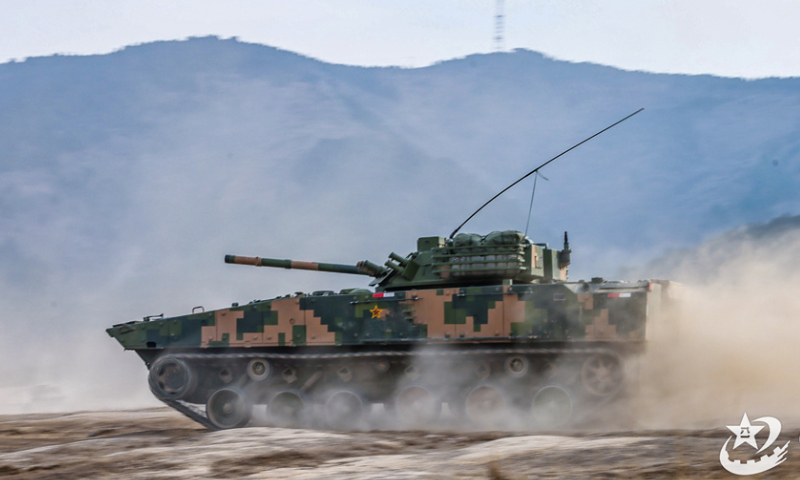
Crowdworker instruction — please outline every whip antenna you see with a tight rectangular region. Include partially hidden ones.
[524,171,548,237]
[449,108,644,239]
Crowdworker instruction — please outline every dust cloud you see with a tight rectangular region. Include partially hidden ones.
[3,218,799,435]
[394,224,800,433]
[0,330,158,415]
[632,226,800,428]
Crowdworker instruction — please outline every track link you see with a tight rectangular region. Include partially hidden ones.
[152,347,623,430]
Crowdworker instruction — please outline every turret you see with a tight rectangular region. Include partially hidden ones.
[225,230,569,292]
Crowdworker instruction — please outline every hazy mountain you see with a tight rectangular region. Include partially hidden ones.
[0,36,797,411]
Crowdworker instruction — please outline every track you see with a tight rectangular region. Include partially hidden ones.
[150,347,624,430]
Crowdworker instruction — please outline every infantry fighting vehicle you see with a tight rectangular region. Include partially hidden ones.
[107,229,673,430]
[107,109,671,430]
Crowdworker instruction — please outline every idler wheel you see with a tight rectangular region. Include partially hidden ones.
[206,388,252,429]
[464,384,507,427]
[148,356,197,400]
[580,354,623,397]
[267,389,308,427]
[530,385,573,428]
[504,356,529,378]
[324,390,365,430]
[393,385,441,427]
[247,359,270,382]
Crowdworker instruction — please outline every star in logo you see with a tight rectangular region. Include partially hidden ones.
[727,413,764,450]
[369,305,384,318]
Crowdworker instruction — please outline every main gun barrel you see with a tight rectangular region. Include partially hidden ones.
[225,255,379,276]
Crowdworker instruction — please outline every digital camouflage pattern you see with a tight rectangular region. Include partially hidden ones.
[107,230,659,352]
[108,283,657,350]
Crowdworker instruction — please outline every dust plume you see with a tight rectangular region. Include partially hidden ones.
[632,220,800,428]
[381,220,800,432]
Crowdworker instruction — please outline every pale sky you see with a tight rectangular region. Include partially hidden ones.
[2,0,800,78]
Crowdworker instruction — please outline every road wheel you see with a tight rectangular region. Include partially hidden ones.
[581,354,623,397]
[530,385,572,428]
[393,384,441,427]
[324,390,365,430]
[267,389,309,427]
[464,384,507,427]
[206,387,252,429]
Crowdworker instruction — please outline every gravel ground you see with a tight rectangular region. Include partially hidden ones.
[1,408,799,479]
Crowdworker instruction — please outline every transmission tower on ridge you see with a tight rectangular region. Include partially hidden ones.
[494,0,505,51]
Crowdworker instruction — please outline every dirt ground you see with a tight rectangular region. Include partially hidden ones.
[0,408,798,479]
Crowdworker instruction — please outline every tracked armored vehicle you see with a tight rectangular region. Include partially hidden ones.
[107,109,668,430]
[107,229,674,430]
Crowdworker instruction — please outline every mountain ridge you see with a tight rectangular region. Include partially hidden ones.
[1,36,798,281]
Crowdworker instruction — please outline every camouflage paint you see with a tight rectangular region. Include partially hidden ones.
[107,282,654,350]
[109,230,606,350]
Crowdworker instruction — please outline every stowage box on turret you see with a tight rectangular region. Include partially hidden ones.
[107,229,676,430]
